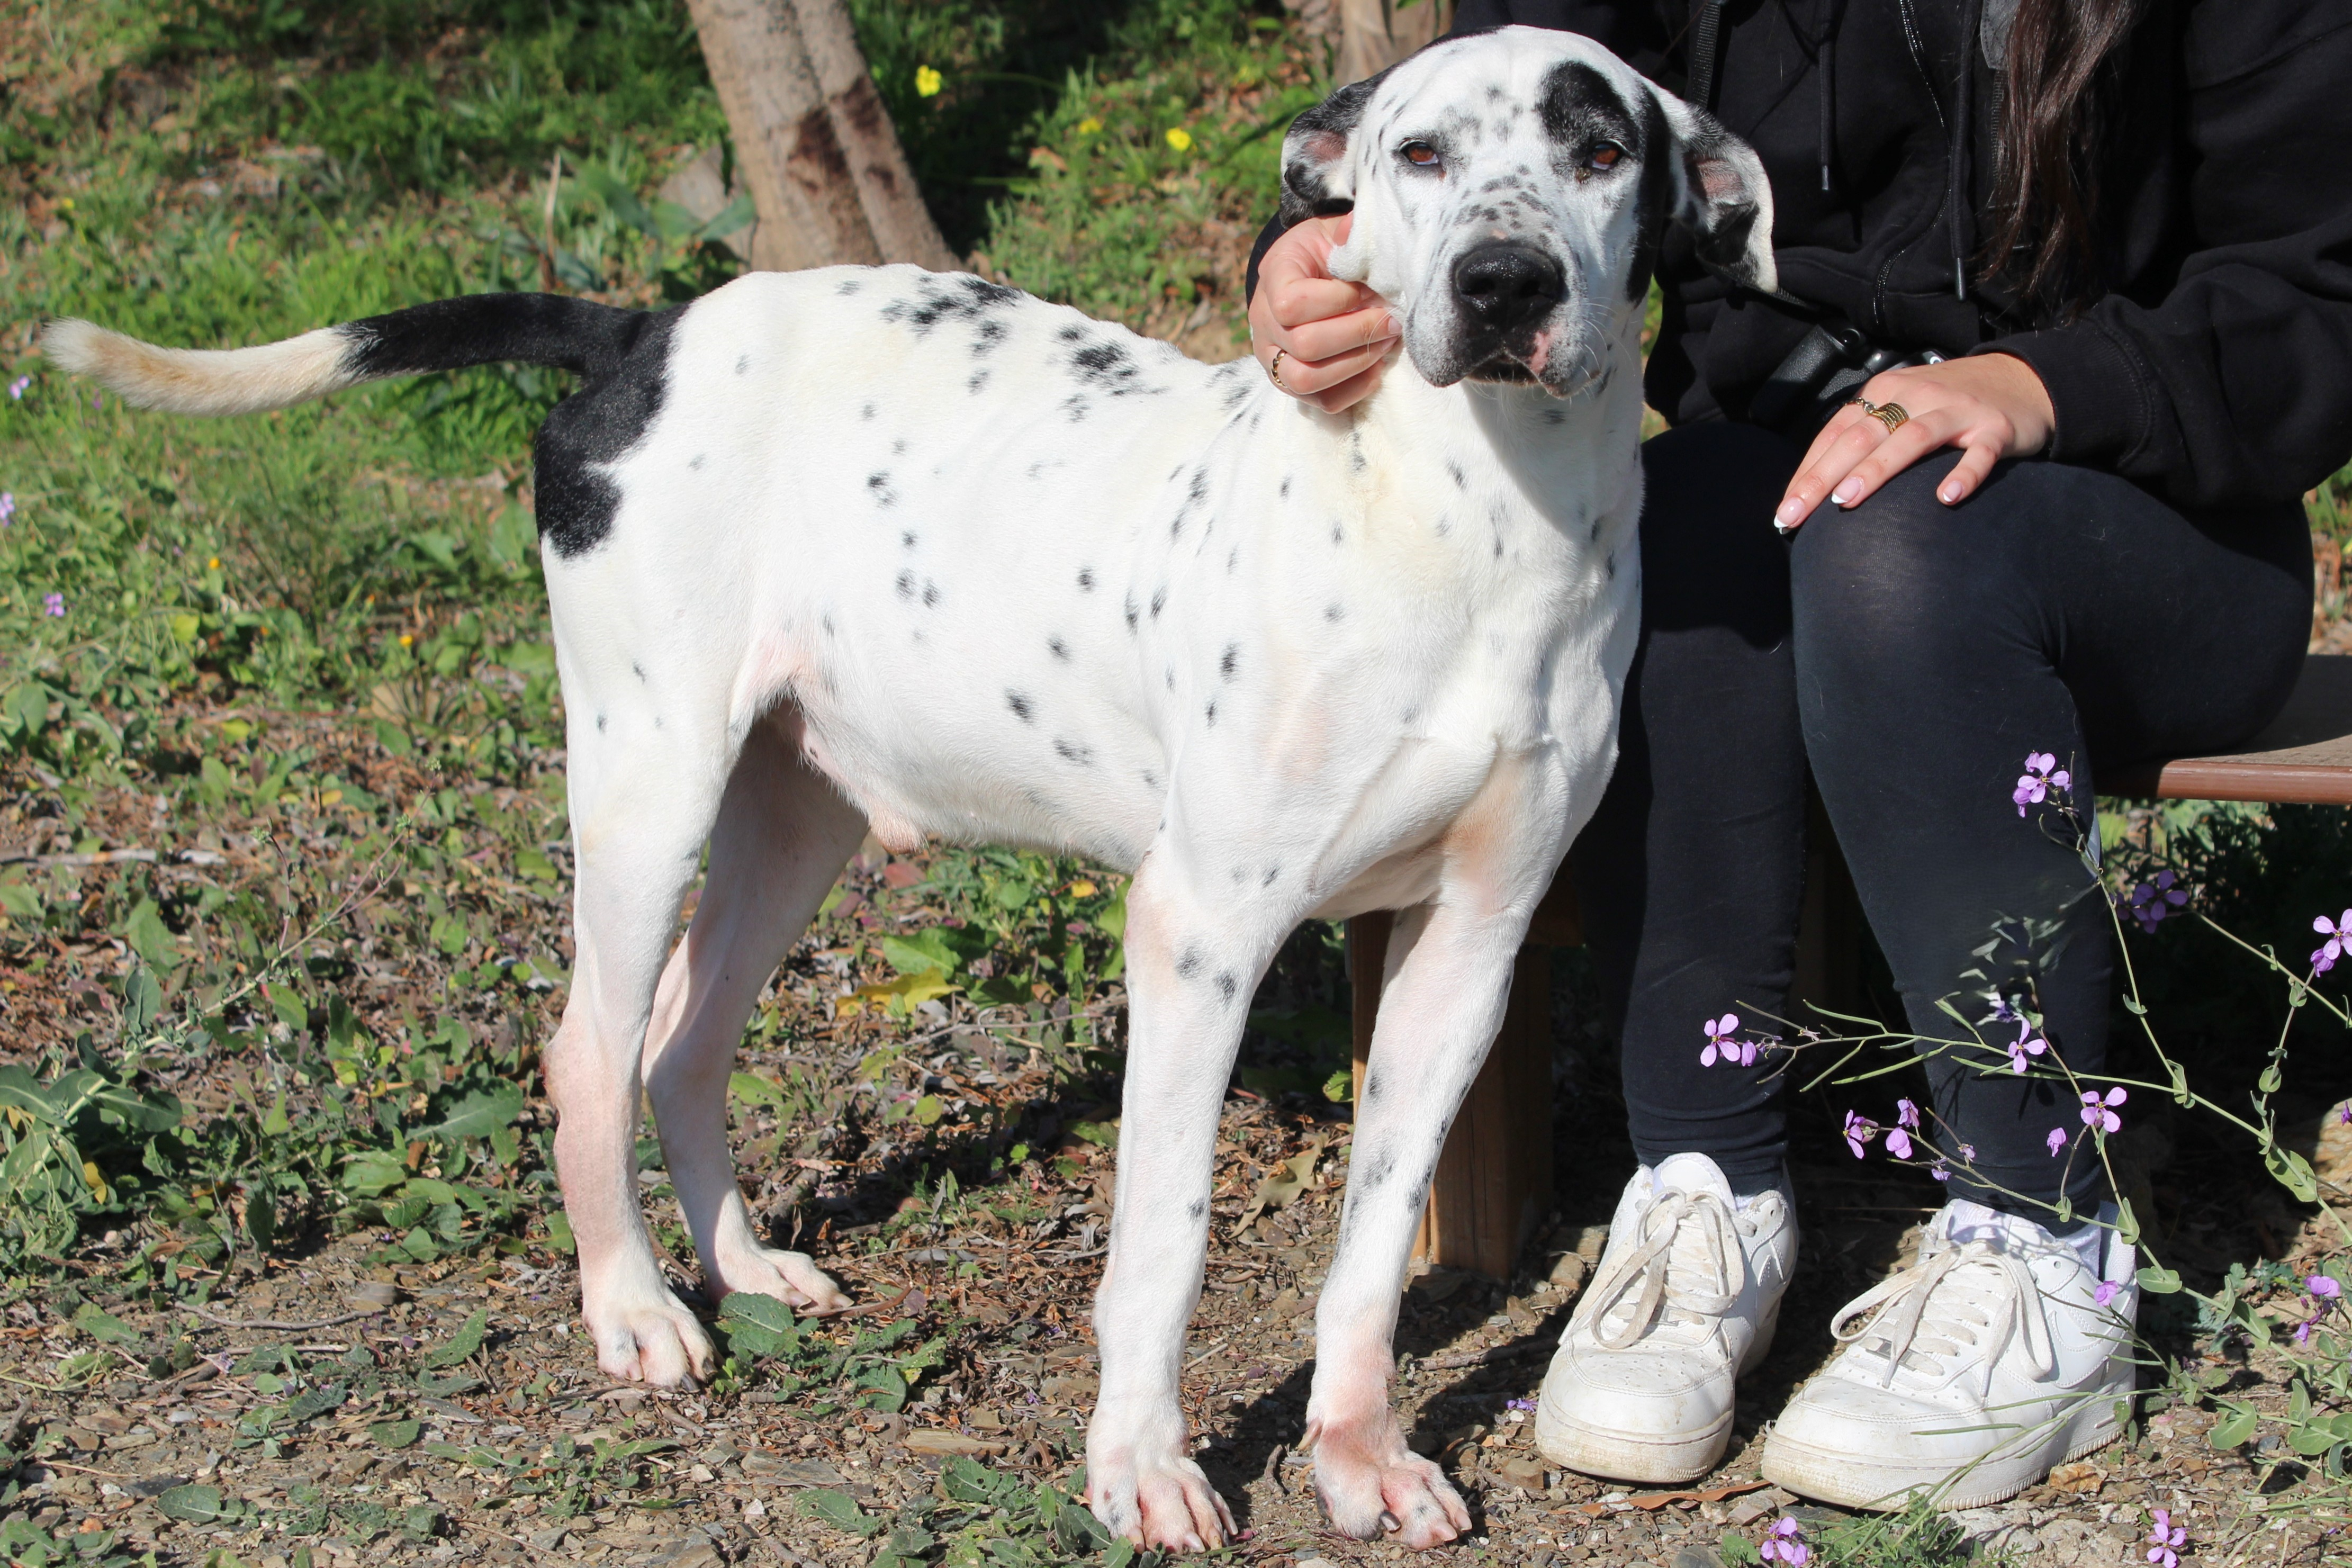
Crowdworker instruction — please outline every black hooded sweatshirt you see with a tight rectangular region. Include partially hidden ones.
[1250,0,2352,512]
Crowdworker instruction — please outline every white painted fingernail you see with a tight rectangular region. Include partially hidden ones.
[1832,480,1860,506]
[1774,498,1803,527]
[1940,483,1962,503]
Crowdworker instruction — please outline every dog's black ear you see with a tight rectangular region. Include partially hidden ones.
[1646,86,1777,295]
[1278,69,1390,228]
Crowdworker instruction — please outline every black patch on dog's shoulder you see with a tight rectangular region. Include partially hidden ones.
[1215,971,1237,1003]
[1219,644,1239,680]
[1053,738,1093,765]
[861,402,878,421]
[1446,460,1467,489]
[902,530,918,548]
[1325,601,1344,622]
[867,472,897,507]
[1006,690,1034,723]
[836,277,863,295]
[529,303,686,558]
[1149,587,1166,619]
[1123,594,1140,633]
[1077,567,1095,591]
[895,570,917,600]
[923,580,940,607]
[968,368,991,395]
[1187,1198,1206,1221]
[1048,635,1070,662]
[735,355,749,375]
[1176,947,1203,980]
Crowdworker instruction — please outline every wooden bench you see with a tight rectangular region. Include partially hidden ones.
[1350,652,2352,1280]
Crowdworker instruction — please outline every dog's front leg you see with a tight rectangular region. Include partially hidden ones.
[1306,894,1529,1547]
[1087,862,1291,1553]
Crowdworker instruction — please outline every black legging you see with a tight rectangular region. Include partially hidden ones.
[1572,421,2311,1215]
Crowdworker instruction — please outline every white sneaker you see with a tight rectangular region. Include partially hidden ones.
[1535,1154,1798,1483]
[1761,1200,2138,1511]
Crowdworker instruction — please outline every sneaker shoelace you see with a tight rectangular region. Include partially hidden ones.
[1581,1188,1747,1350]
[1828,1239,2056,1390]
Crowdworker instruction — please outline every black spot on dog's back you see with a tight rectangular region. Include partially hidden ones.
[531,304,686,559]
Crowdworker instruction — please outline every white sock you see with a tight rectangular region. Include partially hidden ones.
[1942,1197,2112,1277]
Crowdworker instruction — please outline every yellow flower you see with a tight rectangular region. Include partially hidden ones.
[398,633,413,647]
[205,556,220,571]
[1069,880,1097,897]
[914,65,943,98]
[1164,127,1194,152]
[1076,117,1102,136]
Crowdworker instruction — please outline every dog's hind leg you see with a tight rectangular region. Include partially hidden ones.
[546,701,741,1388]
[1086,856,1302,1553]
[639,709,864,1314]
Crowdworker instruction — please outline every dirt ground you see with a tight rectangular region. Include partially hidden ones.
[6,1049,2346,1568]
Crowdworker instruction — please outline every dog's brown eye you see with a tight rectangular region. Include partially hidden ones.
[1589,143,1624,170]
[1400,141,1441,168]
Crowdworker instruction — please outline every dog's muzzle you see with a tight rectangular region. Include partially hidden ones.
[1452,242,1566,372]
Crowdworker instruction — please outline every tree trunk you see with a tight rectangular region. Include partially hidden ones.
[1338,0,1450,85]
[684,0,956,273]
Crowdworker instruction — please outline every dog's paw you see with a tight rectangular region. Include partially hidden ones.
[1086,1449,1235,1554]
[1306,1412,1471,1548]
[585,1290,715,1389]
[713,1245,852,1317]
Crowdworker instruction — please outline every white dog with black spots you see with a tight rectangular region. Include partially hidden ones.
[47,26,1773,1552]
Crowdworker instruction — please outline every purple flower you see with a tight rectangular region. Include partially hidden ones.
[2080,1086,2126,1135]
[0,492,13,526]
[2126,870,2188,933]
[1760,1518,1809,1567]
[1896,1097,1921,1130]
[2147,1508,2185,1568]
[2014,751,2072,816]
[2094,1279,2122,1307]
[5,376,25,400]
[1506,1396,1536,1412]
[2048,1127,2070,1156]
[2005,1018,2050,1074]
[1700,1014,1749,1068]
[2315,909,2352,975]
[2311,1275,2344,1301]
[1886,1124,1915,1160]
[2294,1320,2314,1347]
[1843,1111,1876,1159]
[41,591,64,617]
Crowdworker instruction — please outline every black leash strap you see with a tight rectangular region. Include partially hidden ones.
[1688,0,1732,111]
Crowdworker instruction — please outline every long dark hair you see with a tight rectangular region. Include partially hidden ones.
[1982,0,2151,314]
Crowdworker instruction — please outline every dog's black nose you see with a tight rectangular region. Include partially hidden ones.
[1452,243,1566,334]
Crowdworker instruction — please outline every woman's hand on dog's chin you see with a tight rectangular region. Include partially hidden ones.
[1250,214,1401,413]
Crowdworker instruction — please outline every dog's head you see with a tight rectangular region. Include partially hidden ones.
[1279,26,1774,396]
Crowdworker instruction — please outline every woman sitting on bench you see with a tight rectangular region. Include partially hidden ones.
[1248,0,2351,1511]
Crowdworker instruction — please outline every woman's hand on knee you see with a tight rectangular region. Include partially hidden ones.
[1250,215,1401,414]
[1772,354,2056,531]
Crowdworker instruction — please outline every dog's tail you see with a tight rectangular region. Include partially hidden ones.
[42,293,656,418]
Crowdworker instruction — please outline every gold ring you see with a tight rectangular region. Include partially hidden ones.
[1869,401,1911,431]
[1267,347,1291,393]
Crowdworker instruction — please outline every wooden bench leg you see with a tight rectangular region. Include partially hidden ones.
[1348,913,1555,1281]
